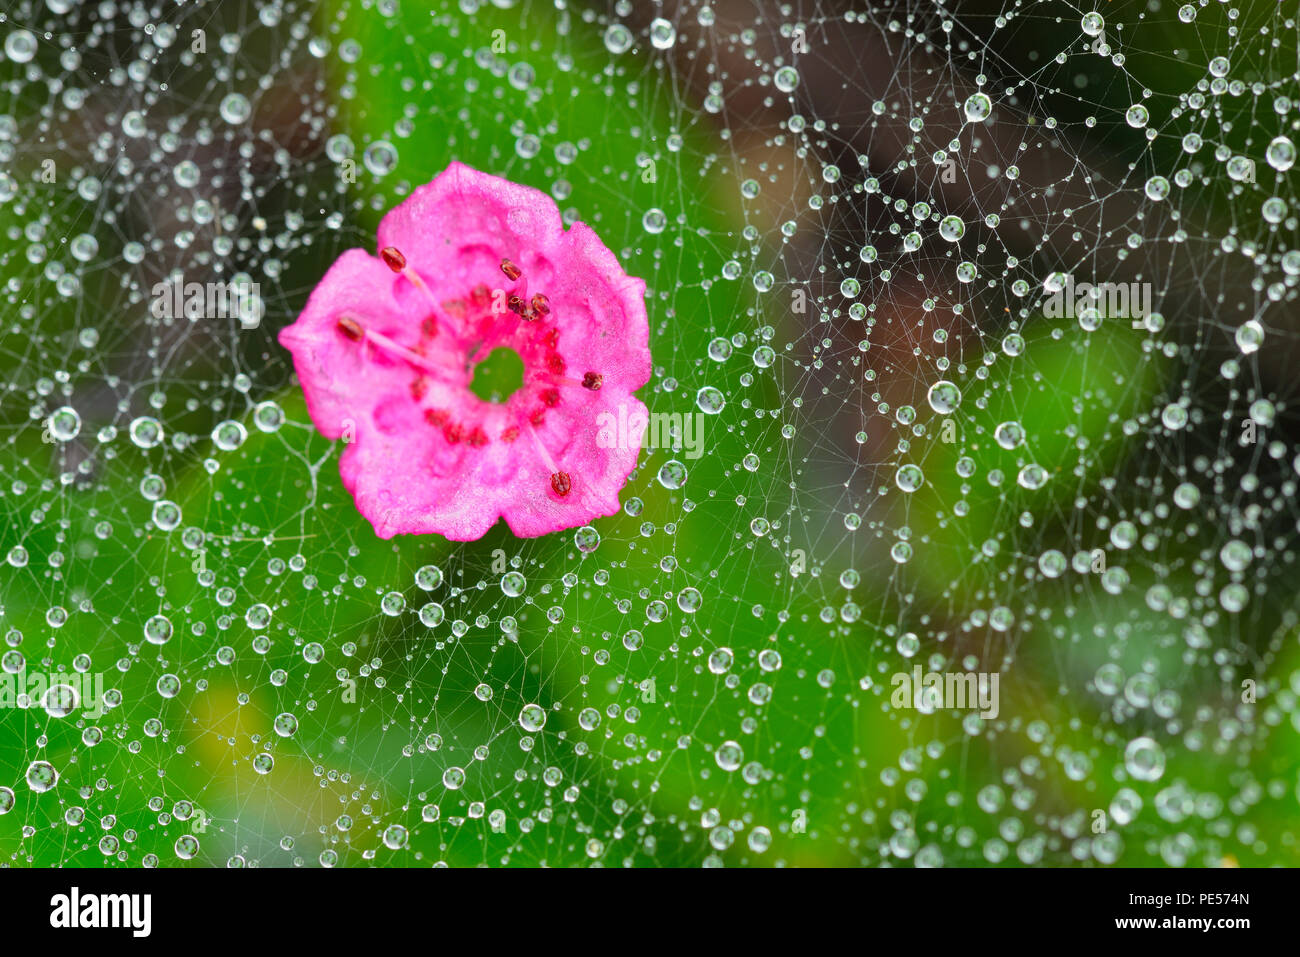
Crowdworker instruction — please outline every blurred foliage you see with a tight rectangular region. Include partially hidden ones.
[0,0,1296,867]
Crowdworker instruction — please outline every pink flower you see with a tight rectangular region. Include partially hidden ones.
[278,162,651,541]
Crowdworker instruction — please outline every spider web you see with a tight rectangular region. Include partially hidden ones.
[0,0,1297,867]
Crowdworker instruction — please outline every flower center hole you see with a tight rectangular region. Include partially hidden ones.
[469,346,524,403]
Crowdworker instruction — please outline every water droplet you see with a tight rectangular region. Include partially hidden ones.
[696,386,725,414]
[219,93,251,124]
[47,406,81,441]
[657,459,688,489]
[649,18,676,50]
[415,565,443,590]
[1124,736,1165,782]
[926,380,961,414]
[1144,175,1170,201]
[963,92,992,123]
[574,525,600,553]
[211,419,247,451]
[245,603,272,629]
[363,140,398,176]
[442,766,466,790]
[774,66,800,93]
[604,24,633,54]
[144,614,173,645]
[715,740,743,771]
[26,761,58,793]
[994,421,1025,449]
[253,400,284,432]
[895,464,925,492]
[677,587,702,612]
[129,416,164,449]
[43,684,79,719]
[5,30,38,64]
[1266,135,1296,172]
[1235,319,1264,355]
[519,704,547,732]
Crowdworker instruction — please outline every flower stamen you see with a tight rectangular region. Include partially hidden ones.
[553,373,604,391]
[338,315,451,378]
[526,423,571,496]
[500,261,549,322]
[381,245,439,307]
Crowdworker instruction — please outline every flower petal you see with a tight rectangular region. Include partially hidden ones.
[376,161,566,289]
[278,248,406,440]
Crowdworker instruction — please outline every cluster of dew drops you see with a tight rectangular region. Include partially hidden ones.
[0,0,1298,868]
[626,1,1300,867]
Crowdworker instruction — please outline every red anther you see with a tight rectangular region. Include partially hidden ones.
[507,295,527,315]
[500,258,522,281]
[541,387,560,407]
[337,317,365,341]
[582,372,603,390]
[380,246,407,272]
[547,353,566,375]
[550,471,572,496]
[421,317,438,338]
[530,293,550,316]
[500,425,520,443]
[468,426,489,447]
